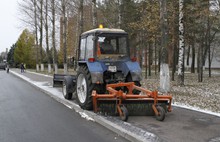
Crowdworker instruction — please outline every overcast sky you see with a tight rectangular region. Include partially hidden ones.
[0,0,22,53]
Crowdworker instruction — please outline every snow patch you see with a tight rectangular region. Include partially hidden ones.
[209,137,220,142]
[76,110,94,121]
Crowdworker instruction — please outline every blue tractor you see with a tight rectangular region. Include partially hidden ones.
[59,28,142,110]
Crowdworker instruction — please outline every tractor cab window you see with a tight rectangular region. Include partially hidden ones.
[79,38,86,60]
[85,35,94,59]
[97,35,128,60]
[79,35,94,60]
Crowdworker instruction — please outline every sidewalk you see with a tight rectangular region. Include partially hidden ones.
[10,68,162,142]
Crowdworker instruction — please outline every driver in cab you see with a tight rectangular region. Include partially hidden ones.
[100,38,114,54]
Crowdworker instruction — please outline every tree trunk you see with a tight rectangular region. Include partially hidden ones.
[51,0,57,73]
[186,45,190,66]
[145,48,148,79]
[39,0,43,64]
[177,0,185,86]
[51,0,57,65]
[198,42,204,82]
[158,44,161,73]
[160,0,168,64]
[154,39,157,75]
[172,42,176,81]
[45,0,50,65]
[160,0,170,93]
[92,0,97,28]
[148,42,152,76]
[79,0,84,34]
[139,33,143,69]
[62,0,67,74]
[34,0,39,71]
[171,1,178,81]
[74,0,84,71]
[191,39,195,73]
[208,43,211,77]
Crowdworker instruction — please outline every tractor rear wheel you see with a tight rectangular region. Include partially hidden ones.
[76,66,94,110]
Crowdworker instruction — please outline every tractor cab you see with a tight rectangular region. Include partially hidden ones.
[79,28,130,61]
[96,32,129,61]
[78,28,141,85]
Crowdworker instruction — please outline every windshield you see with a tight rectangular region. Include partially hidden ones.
[96,35,129,60]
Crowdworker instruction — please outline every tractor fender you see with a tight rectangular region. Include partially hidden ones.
[86,62,104,84]
[124,61,142,81]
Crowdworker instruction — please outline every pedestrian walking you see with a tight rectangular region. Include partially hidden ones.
[6,64,9,73]
[21,63,25,73]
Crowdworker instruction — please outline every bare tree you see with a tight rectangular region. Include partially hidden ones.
[39,0,44,66]
[44,0,51,72]
[34,0,39,71]
[61,0,68,74]
[50,0,58,73]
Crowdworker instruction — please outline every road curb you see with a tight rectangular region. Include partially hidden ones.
[10,70,164,142]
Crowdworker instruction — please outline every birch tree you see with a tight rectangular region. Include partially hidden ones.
[177,0,185,86]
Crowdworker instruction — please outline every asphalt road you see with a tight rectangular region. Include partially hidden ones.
[5,68,220,142]
[0,70,129,142]
[128,107,220,142]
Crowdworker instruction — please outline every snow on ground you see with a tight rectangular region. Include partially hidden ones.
[142,70,220,117]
